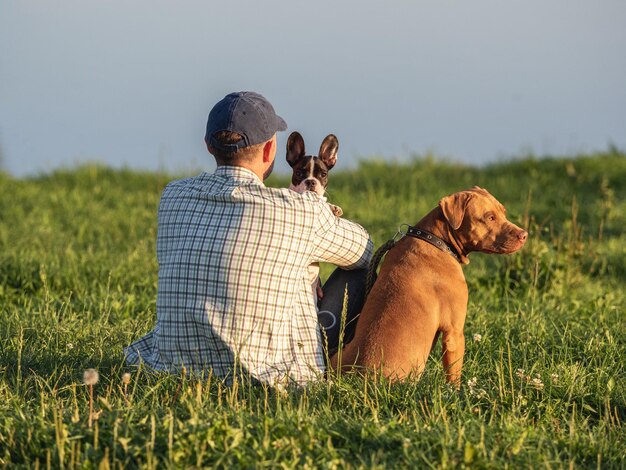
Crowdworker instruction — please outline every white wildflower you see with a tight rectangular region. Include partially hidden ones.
[531,376,544,390]
[473,333,482,342]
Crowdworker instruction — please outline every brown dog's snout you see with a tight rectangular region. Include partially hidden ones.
[500,226,527,254]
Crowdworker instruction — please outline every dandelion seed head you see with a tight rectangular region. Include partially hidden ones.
[122,372,131,384]
[473,333,482,342]
[83,368,99,385]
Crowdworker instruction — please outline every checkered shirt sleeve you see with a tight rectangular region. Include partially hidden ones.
[124,166,372,386]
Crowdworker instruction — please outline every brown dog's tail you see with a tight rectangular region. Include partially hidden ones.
[365,238,398,298]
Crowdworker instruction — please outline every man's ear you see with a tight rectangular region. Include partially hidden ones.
[262,138,275,163]
[439,191,473,230]
[286,132,306,167]
[319,134,338,170]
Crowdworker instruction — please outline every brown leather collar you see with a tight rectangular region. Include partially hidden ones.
[405,226,461,263]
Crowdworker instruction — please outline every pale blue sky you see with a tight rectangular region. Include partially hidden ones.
[1,0,625,177]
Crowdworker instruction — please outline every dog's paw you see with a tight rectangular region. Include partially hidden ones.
[330,204,343,217]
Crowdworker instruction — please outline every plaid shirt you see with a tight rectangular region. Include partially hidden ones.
[125,166,372,385]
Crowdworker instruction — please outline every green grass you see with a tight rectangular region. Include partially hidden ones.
[0,151,624,468]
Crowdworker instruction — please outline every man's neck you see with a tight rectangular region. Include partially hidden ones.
[216,162,265,182]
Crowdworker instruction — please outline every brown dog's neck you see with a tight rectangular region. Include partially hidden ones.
[415,207,470,264]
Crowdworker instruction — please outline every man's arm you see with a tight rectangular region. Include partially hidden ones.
[312,205,373,269]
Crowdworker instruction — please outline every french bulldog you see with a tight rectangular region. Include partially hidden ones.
[286,131,343,302]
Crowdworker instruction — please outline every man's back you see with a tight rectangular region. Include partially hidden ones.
[125,166,372,385]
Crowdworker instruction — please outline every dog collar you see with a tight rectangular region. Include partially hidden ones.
[365,225,462,298]
[405,226,461,263]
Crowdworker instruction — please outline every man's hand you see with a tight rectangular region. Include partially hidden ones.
[316,283,324,300]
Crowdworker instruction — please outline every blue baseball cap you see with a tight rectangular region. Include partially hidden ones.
[205,91,287,152]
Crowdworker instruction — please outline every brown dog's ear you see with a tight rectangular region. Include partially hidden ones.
[439,191,474,230]
[286,132,306,167]
[319,134,338,170]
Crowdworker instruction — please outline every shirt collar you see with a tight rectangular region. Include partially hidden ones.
[214,165,264,185]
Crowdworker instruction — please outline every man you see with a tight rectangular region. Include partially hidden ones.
[125,91,372,386]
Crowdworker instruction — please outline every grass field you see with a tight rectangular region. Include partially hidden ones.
[0,150,624,468]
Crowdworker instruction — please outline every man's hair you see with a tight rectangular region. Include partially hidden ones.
[207,131,264,164]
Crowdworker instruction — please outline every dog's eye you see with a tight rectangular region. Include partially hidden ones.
[319,172,328,178]
[487,214,496,222]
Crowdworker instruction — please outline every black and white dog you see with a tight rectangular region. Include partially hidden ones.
[286,131,342,216]
[286,131,343,301]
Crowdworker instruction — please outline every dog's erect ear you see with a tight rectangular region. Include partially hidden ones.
[319,134,338,170]
[439,191,474,230]
[286,132,306,167]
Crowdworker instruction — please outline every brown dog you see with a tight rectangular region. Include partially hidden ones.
[330,186,527,385]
